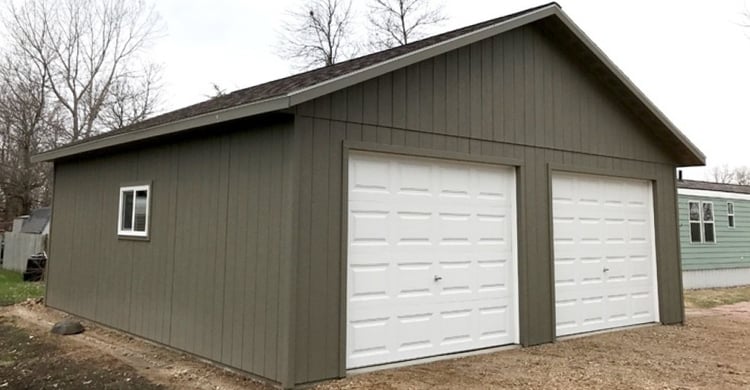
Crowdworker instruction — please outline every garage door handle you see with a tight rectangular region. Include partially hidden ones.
[434,275,443,282]
[603,267,610,272]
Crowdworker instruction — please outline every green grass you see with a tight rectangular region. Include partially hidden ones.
[684,285,750,309]
[0,269,45,306]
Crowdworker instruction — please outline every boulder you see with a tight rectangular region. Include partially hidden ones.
[50,319,84,335]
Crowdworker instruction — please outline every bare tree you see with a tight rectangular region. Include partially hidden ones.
[734,166,750,185]
[710,164,734,184]
[204,82,227,99]
[0,0,163,222]
[367,0,446,50]
[0,55,58,219]
[278,0,357,70]
[4,0,163,143]
[99,63,162,130]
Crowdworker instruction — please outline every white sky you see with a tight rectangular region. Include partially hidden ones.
[149,0,750,180]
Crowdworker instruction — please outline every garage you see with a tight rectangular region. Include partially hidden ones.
[36,3,706,387]
[552,172,660,337]
[346,151,518,368]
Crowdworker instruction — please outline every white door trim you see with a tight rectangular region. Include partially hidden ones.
[345,150,519,369]
[648,182,661,323]
[551,171,660,337]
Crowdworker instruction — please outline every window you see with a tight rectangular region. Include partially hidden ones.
[688,200,716,244]
[702,202,715,243]
[118,185,150,237]
[727,202,735,228]
[689,201,701,243]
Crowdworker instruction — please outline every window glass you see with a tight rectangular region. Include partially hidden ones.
[702,203,714,222]
[122,191,134,230]
[727,202,735,228]
[704,223,715,243]
[690,223,702,243]
[134,190,148,232]
[689,202,700,221]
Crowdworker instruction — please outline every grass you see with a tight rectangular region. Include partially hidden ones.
[684,285,750,309]
[0,269,45,306]
[2,265,749,309]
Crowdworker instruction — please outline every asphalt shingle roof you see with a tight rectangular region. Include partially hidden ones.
[71,3,558,146]
[20,207,51,234]
[677,179,750,195]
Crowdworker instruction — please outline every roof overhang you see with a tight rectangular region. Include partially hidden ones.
[32,4,705,166]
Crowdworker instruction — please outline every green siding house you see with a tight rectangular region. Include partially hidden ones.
[678,179,750,288]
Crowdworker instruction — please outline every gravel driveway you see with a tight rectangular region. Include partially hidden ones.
[318,303,750,389]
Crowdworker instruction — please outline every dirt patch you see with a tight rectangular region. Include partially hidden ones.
[0,302,273,390]
[0,315,160,389]
[318,305,750,390]
[3,301,750,389]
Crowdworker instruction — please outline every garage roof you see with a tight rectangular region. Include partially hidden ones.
[32,2,705,166]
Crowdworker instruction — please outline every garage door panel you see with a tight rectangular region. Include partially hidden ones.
[348,299,515,367]
[348,152,517,368]
[348,315,391,361]
[349,264,390,302]
[395,160,432,191]
[393,265,433,299]
[477,260,511,294]
[552,172,658,337]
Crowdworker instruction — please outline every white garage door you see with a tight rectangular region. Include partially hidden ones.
[552,172,660,337]
[346,151,518,369]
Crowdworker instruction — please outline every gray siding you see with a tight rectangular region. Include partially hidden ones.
[292,24,682,384]
[46,118,295,386]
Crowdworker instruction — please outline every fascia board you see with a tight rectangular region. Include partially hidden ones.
[32,95,290,162]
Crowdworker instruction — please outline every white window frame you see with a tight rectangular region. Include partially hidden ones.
[118,184,150,238]
[701,201,716,244]
[688,200,717,244]
[688,200,702,244]
[727,202,735,228]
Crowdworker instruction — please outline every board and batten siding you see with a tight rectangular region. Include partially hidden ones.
[46,117,296,386]
[291,23,683,385]
[678,193,750,270]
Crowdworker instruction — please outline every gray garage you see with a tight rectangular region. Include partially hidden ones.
[33,3,704,388]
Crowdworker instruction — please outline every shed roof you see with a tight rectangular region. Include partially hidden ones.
[677,180,750,195]
[20,207,51,234]
[32,2,705,166]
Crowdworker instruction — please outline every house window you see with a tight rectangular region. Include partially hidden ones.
[688,201,701,243]
[688,200,716,244]
[727,202,735,228]
[118,185,150,237]
[702,202,715,243]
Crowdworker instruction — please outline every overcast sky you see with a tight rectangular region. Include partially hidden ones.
[148,0,750,180]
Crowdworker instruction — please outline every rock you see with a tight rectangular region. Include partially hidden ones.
[51,319,85,335]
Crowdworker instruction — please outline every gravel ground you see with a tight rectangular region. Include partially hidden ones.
[2,301,749,389]
[317,304,750,390]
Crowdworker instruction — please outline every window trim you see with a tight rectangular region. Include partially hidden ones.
[701,201,715,243]
[687,200,717,244]
[118,184,151,238]
[688,200,702,244]
[727,201,735,228]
